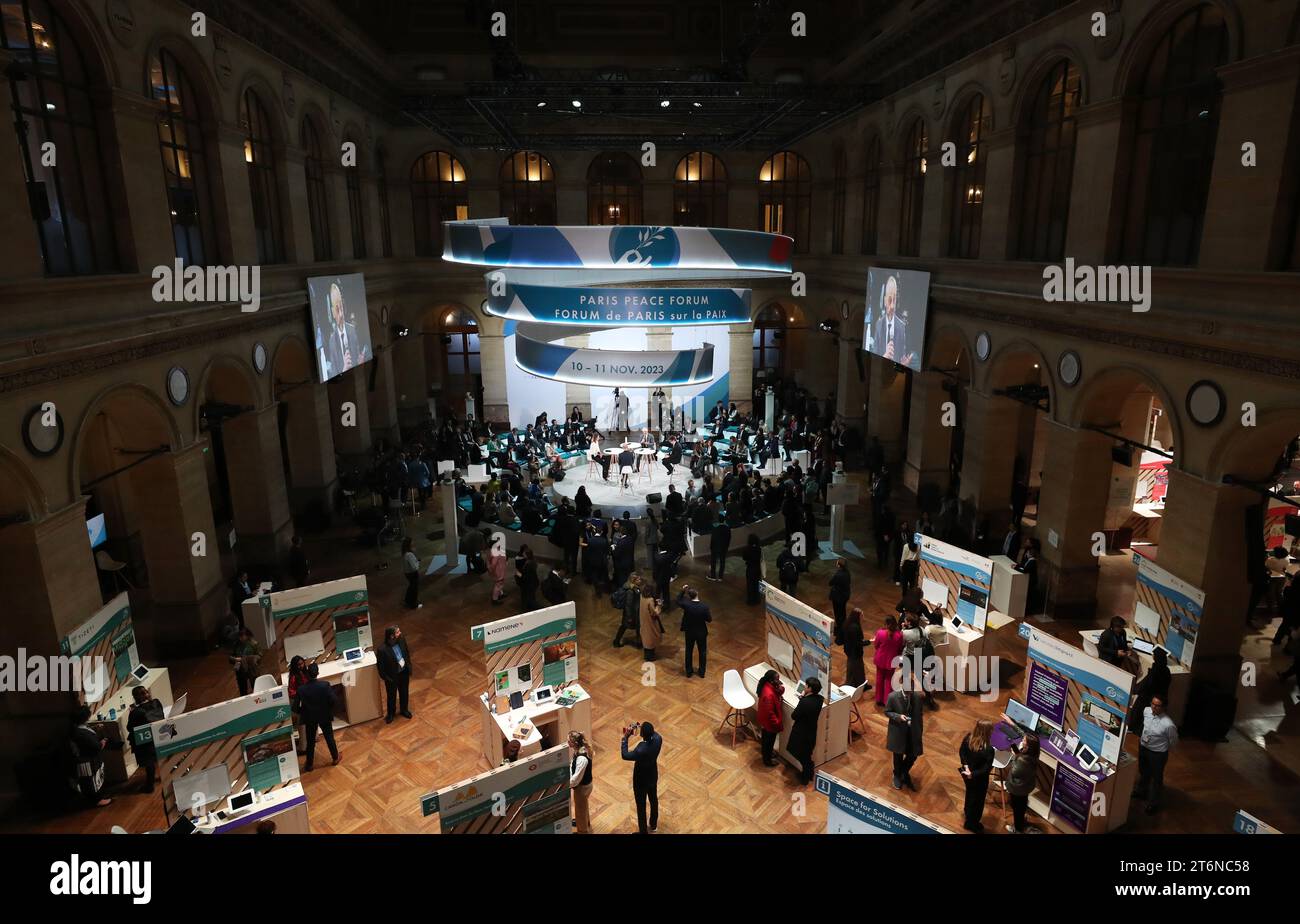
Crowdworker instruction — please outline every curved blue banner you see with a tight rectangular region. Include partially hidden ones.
[487,283,751,325]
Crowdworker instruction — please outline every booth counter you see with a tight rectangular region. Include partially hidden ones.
[989,556,1027,622]
[90,667,174,784]
[479,683,592,766]
[1078,628,1190,725]
[242,581,275,650]
[742,662,851,769]
[280,651,383,730]
[193,781,309,835]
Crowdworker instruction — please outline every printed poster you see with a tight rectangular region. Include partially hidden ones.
[542,636,578,687]
[241,726,300,792]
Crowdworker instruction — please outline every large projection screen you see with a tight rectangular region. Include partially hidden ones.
[863,267,931,373]
[309,273,373,383]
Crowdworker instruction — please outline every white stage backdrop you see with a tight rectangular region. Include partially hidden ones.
[504,320,567,428]
[588,327,649,431]
[671,325,730,427]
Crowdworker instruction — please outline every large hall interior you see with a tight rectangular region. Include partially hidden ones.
[1,0,1299,840]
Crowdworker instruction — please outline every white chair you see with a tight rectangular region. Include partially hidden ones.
[110,824,129,834]
[252,673,278,693]
[637,449,656,482]
[585,451,600,481]
[619,465,634,492]
[718,669,756,747]
[992,748,1013,820]
[95,549,134,591]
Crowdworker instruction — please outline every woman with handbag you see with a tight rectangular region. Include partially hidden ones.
[69,706,112,808]
[640,588,665,662]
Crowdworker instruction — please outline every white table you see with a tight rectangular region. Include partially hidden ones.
[89,667,173,784]
[742,662,850,769]
[192,781,310,834]
[479,683,593,766]
[281,651,382,730]
[1079,629,1190,725]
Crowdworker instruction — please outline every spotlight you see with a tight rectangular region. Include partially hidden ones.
[571,99,582,108]
[392,324,410,339]
[537,101,546,108]
[692,101,701,108]
[660,99,671,108]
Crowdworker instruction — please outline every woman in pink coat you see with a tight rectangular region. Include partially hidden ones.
[872,615,904,705]
[488,546,508,604]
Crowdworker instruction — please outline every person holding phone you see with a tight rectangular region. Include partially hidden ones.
[1003,728,1040,833]
[568,731,594,834]
[787,677,824,784]
[958,718,994,832]
[620,721,662,834]
[885,674,925,791]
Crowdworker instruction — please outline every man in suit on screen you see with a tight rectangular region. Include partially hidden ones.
[873,274,916,369]
[324,281,360,377]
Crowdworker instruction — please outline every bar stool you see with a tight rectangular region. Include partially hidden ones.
[585,451,600,480]
[992,748,1013,821]
[619,465,634,492]
[637,449,656,482]
[718,669,756,747]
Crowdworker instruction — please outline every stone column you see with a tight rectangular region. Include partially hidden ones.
[0,48,44,278]
[866,354,907,465]
[281,383,338,518]
[107,88,175,272]
[981,128,1015,259]
[222,405,294,572]
[728,326,753,416]
[918,137,945,258]
[903,370,953,503]
[480,333,509,423]
[327,366,373,463]
[960,389,1021,535]
[283,147,313,262]
[324,165,350,259]
[1103,392,1152,530]
[1066,98,1123,264]
[835,337,866,430]
[1034,420,1112,617]
[1156,470,1258,692]
[391,332,428,429]
[367,342,400,444]
[128,445,228,655]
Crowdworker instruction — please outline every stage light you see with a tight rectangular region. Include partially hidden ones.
[660,99,671,108]
[692,101,701,108]
[571,99,582,108]
[537,101,546,108]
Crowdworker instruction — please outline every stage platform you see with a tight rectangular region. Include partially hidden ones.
[549,453,684,517]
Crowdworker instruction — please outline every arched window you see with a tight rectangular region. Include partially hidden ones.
[240,89,285,264]
[344,136,365,259]
[758,151,811,253]
[1015,60,1081,261]
[948,94,991,258]
[1119,4,1228,266]
[898,118,928,257]
[410,150,468,256]
[441,307,480,396]
[150,48,218,267]
[3,0,120,275]
[499,151,556,225]
[674,151,728,227]
[860,134,881,255]
[753,304,787,372]
[587,152,642,225]
[302,116,331,261]
[376,146,393,257]
[831,143,847,254]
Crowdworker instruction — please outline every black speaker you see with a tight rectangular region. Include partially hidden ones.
[646,493,663,505]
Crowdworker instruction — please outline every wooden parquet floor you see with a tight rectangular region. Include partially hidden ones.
[16,483,1300,835]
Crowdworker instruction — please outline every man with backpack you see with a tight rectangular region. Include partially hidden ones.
[777,541,800,596]
[613,573,643,649]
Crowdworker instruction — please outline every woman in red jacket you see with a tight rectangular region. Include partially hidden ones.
[755,669,785,767]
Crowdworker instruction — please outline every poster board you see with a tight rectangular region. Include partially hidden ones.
[916,535,993,632]
[816,771,948,834]
[471,602,578,699]
[149,685,294,825]
[434,744,572,834]
[1132,553,1205,668]
[258,575,370,673]
[761,582,835,697]
[59,592,138,706]
[1024,627,1132,765]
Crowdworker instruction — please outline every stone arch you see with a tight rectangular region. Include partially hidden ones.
[0,444,48,520]
[193,354,261,433]
[234,72,288,145]
[70,382,183,502]
[892,105,930,164]
[1208,408,1300,483]
[1010,45,1091,130]
[944,79,997,132]
[982,337,1056,412]
[1068,363,1186,475]
[1111,0,1243,98]
[927,324,975,385]
[141,31,225,124]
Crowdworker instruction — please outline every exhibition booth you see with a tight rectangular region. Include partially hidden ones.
[70,593,176,784]
[426,744,574,834]
[1007,627,1139,834]
[742,583,852,768]
[817,771,950,834]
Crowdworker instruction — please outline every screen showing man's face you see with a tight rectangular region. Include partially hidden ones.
[331,285,345,329]
[884,277,898,319]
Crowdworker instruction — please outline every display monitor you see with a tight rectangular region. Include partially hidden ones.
[1005,697,1040,733]
[863,267,931,372]
[86,513,107,550]
[227,790,256,814]
[1131,637,1155,656]
[308,273,372,382]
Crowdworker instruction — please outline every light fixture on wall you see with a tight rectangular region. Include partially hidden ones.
[391,324,409,339]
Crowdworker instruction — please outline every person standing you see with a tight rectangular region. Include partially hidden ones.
[643,509,660,570]
[126,686,164,793]
[1003,730,1040,833]
[515,544,539,611]
[296,663,341,771]
[1098,615,1137,672]
[402,538,422,610]
[828,559,851,644]
[488,540,508,605]
[742,534,763,605]
[841,608,869,689]
[376,626,412,723]
[568,731,594,834]
[899,532,920,591]
[872,616,905,705]
[787,678,824,784]
[884,678,924,791]
[612,525,636,590]
[640,588,664,662]
[677,585,712,678]
[777,541,800,596]
[755,670,785,766]
[69,706,112,808]
[613,573,643,649]
[1130,647,1171,735]
[621,721,662,834]
[1134,696,1178,815]
[959,719,994,832]
[708,518,731,582]
[230,628,262,696]
[289,535,310,587]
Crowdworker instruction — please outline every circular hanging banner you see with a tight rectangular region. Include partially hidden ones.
[444,220,792,388]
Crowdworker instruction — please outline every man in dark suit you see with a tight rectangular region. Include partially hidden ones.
[708,518,731,581]
[665,484,685,516]
[662,438,683,476]
[884,681,925,791]
[872,274,914,368]
[611,525,636,590]
[677,586,712,678]
[620,721,663,834]
[375,626,412,724]
[295,663,341,770]
[324,281,361,376]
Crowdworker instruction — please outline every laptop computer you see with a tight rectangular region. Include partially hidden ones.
[1131,637,1156,656]
[997,698,1040,742]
